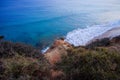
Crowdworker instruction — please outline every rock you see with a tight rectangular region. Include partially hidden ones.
[44,39,72,65]
[0,36,4,40]
[110,35,120,44]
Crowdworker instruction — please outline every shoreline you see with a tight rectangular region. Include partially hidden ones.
[93,26,120,39]
[42,26,120,53]
[87,26,120,45]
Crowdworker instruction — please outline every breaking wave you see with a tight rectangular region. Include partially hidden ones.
[41,47,50,53]
[65,20,120,46]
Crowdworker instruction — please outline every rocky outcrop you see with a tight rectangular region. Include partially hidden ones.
[44,39,72,79]
[45,27,120,65]
[0,36,4,40]
[44,39,72,65]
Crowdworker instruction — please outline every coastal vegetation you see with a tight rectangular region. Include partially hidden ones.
[0,40,50,80]
[0,36,120,80]
[56,46,120,80]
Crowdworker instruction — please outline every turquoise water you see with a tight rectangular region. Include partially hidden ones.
[0,0,120,48]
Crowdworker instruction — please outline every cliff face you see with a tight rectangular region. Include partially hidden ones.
[44,39,72,65]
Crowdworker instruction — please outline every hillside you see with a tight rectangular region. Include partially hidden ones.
[0,34,120,80]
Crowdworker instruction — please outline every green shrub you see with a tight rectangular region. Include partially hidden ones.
[0,55,50,80]
[56,47,120,80]
[0,40,42,58]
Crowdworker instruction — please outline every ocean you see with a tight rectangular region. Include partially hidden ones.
[0,0,120,48]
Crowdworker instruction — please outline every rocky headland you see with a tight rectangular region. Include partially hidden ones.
[0,27,120,80]
[45,27,120,64]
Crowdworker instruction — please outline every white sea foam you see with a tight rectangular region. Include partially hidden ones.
[41,47,50,53]
[65,20,120,46]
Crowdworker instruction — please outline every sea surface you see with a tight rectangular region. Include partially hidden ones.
[0,0,120,48]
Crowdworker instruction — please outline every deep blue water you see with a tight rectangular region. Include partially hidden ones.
[0,0,120,48]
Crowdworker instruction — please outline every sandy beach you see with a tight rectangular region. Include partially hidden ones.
[87,26,120,45]
[95,27,120,39]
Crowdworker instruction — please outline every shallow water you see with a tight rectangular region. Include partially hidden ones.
[0,0,120,48]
